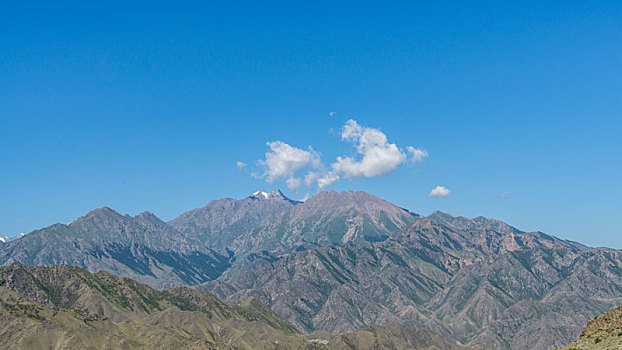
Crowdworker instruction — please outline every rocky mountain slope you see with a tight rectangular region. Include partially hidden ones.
[168,189,300,253]
[0,190,419,287]
[201,213,622,350]
[0,264,479,350]
[557,304,622,350]
[229,191,418,255]
[329,323,489,350]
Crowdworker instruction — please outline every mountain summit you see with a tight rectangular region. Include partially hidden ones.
[168,189,300,251]
[249,189,293,200]
[229,190,419,254]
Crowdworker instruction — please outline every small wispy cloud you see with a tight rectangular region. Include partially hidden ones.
[407,146,429,163]
[429,186,451,197]
[329,112,336,117]
[501,191,511,198]
[317,172,340,189]
[236,161,247,170]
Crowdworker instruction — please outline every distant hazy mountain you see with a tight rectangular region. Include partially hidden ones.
[0,264,479,350]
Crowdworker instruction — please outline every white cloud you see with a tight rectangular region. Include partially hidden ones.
[317,172,340,189]
[331,119,407,178]
[286,177,302,190]
[429,185,451,197]
[236,161,247,169]
[407,146,429,163]
[342,119,363,140]
[250,120,429,191]
[259,141,321,182]
[329,112,336,117]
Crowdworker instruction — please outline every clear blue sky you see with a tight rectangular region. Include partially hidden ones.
[1,1,620,247]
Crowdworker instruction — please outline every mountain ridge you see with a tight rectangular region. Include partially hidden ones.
[228,190,420,254]
[168,189,301,253]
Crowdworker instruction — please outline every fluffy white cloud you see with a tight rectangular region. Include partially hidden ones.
[342,119,363,140]
[317,172,340,189]
[259,141,321,182]
[236,161,247,169]
[331,120,407,178]
[429,185,451,197]
[407,146,429,163]
[252,120,428,191]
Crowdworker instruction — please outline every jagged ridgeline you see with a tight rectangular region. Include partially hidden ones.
[0,264,481,350]
[0,190,418,289]
[0,207,233,289]
[2,190,622,350]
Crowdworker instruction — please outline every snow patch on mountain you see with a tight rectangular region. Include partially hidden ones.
[252,191,271,199]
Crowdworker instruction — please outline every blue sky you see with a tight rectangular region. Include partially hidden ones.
[1,1,620,247]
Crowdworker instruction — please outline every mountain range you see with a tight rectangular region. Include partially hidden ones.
[0,264,485,349]
[1,189,621,349]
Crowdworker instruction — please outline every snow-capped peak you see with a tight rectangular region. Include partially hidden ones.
[249,189,289,200]
[252,190,271,199]
[0,236,6,243]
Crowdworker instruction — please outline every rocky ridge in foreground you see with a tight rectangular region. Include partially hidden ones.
[557,304,622,350]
